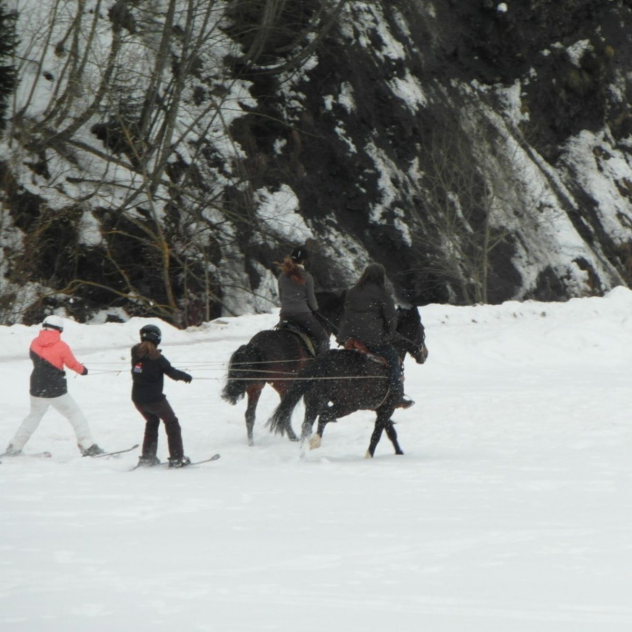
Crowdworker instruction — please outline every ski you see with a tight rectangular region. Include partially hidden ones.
[0,451,52,459]
[131,453,220,471]
[89,444,140,458]
[187,453,221,467]
[163,453,221,468]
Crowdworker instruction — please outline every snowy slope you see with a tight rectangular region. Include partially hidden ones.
[1,290,632,631]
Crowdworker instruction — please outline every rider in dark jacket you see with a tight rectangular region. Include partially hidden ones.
[337,263,412,408]
[277,247,330,355]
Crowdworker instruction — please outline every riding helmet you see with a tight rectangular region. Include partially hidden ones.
[290,247,309,264]
[42,315,64,332]
[140,324,162,345]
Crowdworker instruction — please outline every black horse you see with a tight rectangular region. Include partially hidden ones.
[267,306,428,457]
[221,291,343,445]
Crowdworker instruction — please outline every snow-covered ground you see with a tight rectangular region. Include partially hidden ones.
[1,289,632,631]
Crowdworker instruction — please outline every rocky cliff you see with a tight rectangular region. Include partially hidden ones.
[1,0,631,325]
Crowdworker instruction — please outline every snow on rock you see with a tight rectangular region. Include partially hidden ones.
[254,185,313,243]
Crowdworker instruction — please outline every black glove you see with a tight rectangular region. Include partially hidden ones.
[81,367,88,376]
[181,372,192,383]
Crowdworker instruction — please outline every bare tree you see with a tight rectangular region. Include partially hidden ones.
[410,108,539,305]
[1,0,348,324]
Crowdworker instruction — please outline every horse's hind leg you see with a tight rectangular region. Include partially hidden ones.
[272,382,299,442]
[245,386,263,446]
[285,421,299,442]
[385,421,404,456]
[310,401,354,450]
[310,412,333,450]
[300,394,320,443]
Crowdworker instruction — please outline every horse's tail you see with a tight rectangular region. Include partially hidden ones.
[221,343,264,404]
[266,361,319,436]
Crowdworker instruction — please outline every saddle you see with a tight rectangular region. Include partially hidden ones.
[343,339,413,409]
[342,339,389,366]
[275,320,316,357]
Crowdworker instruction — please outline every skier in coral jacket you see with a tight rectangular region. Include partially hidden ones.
[4,315,105,457]
[131,323,193,468]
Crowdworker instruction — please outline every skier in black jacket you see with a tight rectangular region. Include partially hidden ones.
[131,324,192,468]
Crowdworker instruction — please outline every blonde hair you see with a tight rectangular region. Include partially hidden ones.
[135,341,160,360]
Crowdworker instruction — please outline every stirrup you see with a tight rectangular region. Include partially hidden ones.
[397,396,415,409]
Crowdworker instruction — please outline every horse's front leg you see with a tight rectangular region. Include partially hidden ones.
[245,385,263,446]
[366,421,384,458]
[367,406,402,457]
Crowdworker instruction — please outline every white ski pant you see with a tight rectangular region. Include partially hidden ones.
[9,394,94,452]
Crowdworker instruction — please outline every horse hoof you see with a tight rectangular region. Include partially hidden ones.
[365,450,373,459]
[395,450,404,455]
[289,436,300,443]
[309,435,321,450]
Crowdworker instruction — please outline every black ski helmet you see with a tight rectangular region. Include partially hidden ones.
[140,324,162,345]
[290,247,309,264]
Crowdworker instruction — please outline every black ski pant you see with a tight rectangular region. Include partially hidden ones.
[134,398,184,460]
[366,343,403,399]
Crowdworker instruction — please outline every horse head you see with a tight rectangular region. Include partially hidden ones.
[395,306,428,365]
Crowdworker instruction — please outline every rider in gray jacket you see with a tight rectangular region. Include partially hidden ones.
[277,247,330,355]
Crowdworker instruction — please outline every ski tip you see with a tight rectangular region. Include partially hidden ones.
[181,453,221,467]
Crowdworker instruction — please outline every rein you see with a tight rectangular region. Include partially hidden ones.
[226,375,388,382]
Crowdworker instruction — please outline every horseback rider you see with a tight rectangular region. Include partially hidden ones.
[337,263,413,409]
[277,247,330,355]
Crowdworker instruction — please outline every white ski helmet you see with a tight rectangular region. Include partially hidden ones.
[42,315,64,332]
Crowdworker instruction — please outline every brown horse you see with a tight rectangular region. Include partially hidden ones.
[221,292,342,445]
[266,306,427,457]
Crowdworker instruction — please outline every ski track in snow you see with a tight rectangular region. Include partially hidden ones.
[1,291,632,631]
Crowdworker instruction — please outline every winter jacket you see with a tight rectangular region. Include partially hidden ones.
[337,282,398,347]
[29,329,86,398]
[131,345,191,405]
[278,267,318,316]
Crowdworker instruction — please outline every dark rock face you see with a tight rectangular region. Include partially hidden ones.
[230,0,632,306]
[1,0,632,325]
